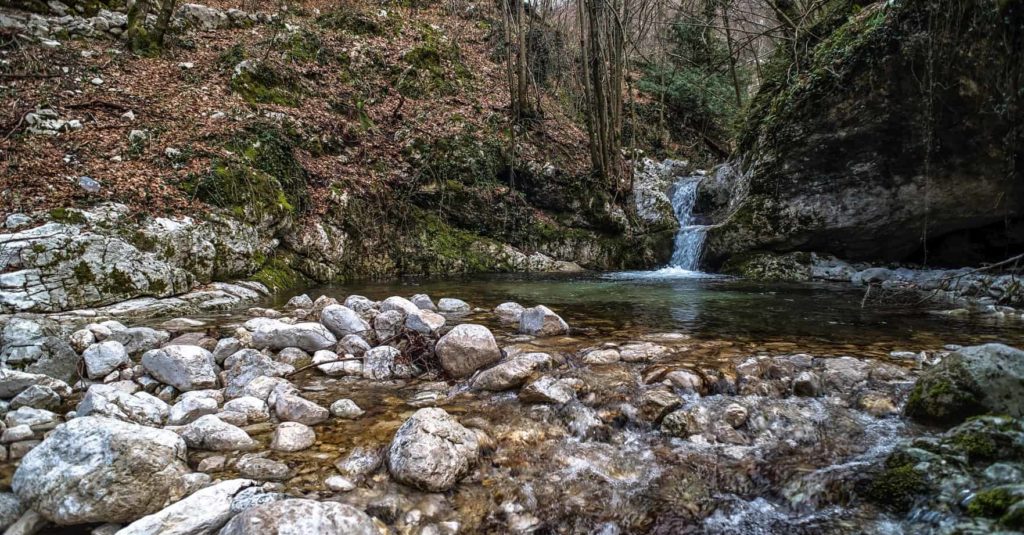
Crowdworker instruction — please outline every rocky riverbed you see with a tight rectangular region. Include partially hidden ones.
[0,287,1021,534]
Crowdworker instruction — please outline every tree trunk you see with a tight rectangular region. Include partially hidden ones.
[721,1,744,109]
[152,0,178,49]
[516,0,529,117]
[578,0,626,187]
[126,0,154,53]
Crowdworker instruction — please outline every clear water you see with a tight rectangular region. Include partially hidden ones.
[279,272,1024,352]
[134,272,1024,534]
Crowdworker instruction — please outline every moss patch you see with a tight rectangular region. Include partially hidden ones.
[721,251,814,281]
[230,61,302,107]
[967,487,1017,519]
[904,359,984,426]
[49,207,87,225]
[250,254,308,291]
[395,26,471,98]
[868,462,928,512]
[317,8,394,35]
[181,124,309,220]
[72,262,95,285]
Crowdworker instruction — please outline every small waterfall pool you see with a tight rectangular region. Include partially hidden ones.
[609,174,717,280]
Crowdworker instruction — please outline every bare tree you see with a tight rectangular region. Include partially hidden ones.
[126,0,178,55]
[500,0,535,121]
[578,0,627,187]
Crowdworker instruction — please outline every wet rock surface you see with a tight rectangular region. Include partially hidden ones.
[12,416,189,525]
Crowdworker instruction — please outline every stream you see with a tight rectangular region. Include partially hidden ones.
[136,270,1022,534]
[16,173,1023,534]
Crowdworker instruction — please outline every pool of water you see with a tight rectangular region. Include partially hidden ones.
[270,271,1022,353]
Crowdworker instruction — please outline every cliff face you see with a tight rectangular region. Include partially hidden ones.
[704,0,1024,266]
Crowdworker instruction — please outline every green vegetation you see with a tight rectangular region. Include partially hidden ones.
[737,2,888,153]
[868,462,928,512]
[72,262,95,285]
[406,133,506,186]
[721,251,813,281]
[395,26,471,98]
[317,8,394,35]
[218,44,246,68]
[638,16,746,141]
[281,30,326,63]
[104,267,135,293]
[49,207,87,225]
[230,61,302,106]
[904,361,984,425]
[967,488,1017,518]
[181,124,309,220]
[251,255,308,291]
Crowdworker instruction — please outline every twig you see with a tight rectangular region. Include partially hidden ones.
[66,100,132,112]
[286,356,364,378]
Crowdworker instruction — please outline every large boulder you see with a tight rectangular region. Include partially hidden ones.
[116,479,257,535]
[386,407,479,492]
[361,346,416,381]
[270,422,315,452]
[472,353,552,391]
[493,302,525,324]
[0,318,47,363]
[905,343,1024,425]
[141,345,219,392]
[179,415,256,451]
[274,392,329,425]
[24,337,80,385]
[0,369,71,399]
[109,327,171,356]
[437,298,470,313]
[83,340,130,379]
[435,324,501,378]
[380,296,419,315]
[405,309,445,334]
[0,205,269,314]
[249,321,337,352]
[223,350,294,399]
[218,499,377,535]
[319,305,370,338]
[518,305,569,337]
[704,1,1024,266]
[77,384,169,426]
[12,416,189,525]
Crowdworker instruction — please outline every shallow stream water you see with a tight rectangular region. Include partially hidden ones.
[163,271,1024,534]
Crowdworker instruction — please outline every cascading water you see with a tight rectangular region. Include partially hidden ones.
[667,176,709,271]
[604,173,717,280]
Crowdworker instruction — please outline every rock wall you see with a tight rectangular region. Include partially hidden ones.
[704,0,1024,266]
[1,158,679,314]
[0,205,273,314]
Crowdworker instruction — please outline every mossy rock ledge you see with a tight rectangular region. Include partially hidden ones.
[904,343,1024,427]
[866,415,1024,531]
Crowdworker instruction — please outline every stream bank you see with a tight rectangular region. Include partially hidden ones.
[0,277,1022,534]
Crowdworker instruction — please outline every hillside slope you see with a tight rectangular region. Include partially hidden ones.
[0,0,680,312]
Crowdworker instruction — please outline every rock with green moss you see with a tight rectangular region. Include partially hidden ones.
[230,60,302,107]
[867,460,929,512]
[868,416,1024,529]
[905,344,1024,426]
[721,251,813,281]
[0,203,273,314]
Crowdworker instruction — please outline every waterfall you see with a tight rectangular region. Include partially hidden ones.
[668,176,708,271]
